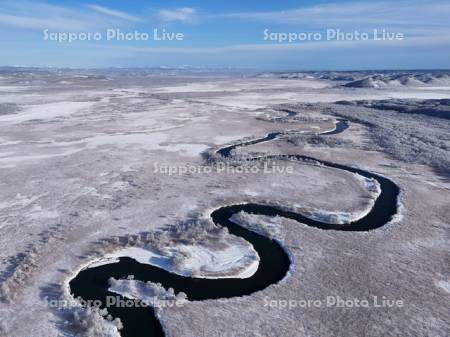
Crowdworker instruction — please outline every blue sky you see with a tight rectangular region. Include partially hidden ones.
[0,0,449,70]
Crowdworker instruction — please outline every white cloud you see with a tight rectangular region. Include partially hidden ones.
[225,0,450,28]
[0,13,86,30]
[0,1,141,31]
[158,8,196,22]
[0,2,87,30]
[87,4,142,23]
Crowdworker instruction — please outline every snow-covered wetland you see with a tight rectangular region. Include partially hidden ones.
[0,69,449,337]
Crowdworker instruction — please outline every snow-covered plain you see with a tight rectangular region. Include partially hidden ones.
[0,70,449,337]
[87,244,259,279]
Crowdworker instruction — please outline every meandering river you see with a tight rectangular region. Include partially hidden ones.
[70,119,399,337]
